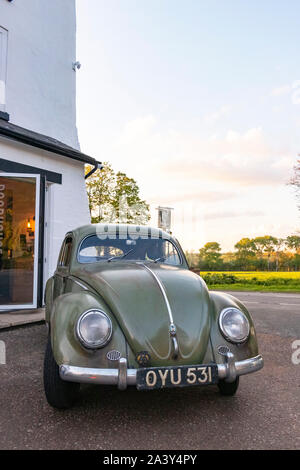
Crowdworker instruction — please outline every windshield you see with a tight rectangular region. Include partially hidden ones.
[78,235,182,266]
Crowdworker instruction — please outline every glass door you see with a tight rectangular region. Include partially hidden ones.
[0,174,40,310]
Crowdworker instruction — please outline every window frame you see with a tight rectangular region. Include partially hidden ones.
[58,235,73,270]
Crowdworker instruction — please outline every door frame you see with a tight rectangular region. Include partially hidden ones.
[0,173,41,310]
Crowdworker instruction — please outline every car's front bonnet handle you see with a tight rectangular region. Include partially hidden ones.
[60,354,264,388]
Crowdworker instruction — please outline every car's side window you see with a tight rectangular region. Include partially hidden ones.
[58,236,73,268]
[162,240,181,265]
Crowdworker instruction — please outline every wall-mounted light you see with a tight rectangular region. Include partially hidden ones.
[72,61,81,72]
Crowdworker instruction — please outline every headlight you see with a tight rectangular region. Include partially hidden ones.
[219,307,250,343]
[76,309,112,349]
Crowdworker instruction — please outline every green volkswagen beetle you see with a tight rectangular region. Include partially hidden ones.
[43,223,263,409]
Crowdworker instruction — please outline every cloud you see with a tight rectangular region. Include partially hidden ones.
[271,84,292,96]
[90,115,298,250]
[109,116,295,207]
[147,189,237,205]
[120,115,157,143]
[158,127,294,187]
[270,81,300,104]
[204,210,264,220]
[204,105,231,124]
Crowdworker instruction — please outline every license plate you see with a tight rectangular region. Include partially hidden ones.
[136,364,218,391]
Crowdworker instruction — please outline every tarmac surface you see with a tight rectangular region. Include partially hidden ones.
[0,291,299,450]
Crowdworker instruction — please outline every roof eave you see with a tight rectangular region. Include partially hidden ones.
[0,120,98,166]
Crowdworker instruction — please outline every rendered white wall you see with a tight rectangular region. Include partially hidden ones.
[0,25,8,112]
[0,0,79,149]
[0,138,91,280]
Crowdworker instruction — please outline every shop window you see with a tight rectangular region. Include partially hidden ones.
[0,175,40,308]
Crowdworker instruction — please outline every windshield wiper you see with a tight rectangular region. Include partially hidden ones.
[107,248,135,262]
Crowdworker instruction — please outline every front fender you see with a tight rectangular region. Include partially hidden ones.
[209,291,259,363]
[50,292,128,368]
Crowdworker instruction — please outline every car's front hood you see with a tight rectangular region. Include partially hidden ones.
[72,262,211,366]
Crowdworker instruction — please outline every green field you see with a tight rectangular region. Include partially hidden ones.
[201,271,300,279]
[199,271,300,292]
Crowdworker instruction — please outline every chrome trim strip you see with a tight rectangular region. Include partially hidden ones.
[141,264,178,359]
[141,264,174,323]
[60,354,264,387]
[69,276,89,291]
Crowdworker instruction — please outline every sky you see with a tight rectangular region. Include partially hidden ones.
[76,0,300,251]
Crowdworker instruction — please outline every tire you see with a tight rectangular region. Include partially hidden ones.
[43,336,80,409]
[218,377,239,396]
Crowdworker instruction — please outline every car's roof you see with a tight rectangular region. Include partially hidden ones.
[70,223,176,242]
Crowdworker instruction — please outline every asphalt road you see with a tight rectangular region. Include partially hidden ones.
[223,291,300,337]
[0,291,299,450]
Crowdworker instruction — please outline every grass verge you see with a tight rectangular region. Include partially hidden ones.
[209,284,300,293]
[198,271,300,293]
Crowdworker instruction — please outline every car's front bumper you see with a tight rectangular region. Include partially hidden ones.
[59,353,264,390]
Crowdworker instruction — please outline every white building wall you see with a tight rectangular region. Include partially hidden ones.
[0,138,90,280]
[0,0,93,294]
[0,0,79,149]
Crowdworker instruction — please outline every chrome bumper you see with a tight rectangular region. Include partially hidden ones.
[59,354,264,390]
[216,352,264,383]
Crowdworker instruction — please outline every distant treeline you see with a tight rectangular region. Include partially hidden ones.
[185,235,300,271]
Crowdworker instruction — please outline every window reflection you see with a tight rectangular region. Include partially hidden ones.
[0,176,37,306]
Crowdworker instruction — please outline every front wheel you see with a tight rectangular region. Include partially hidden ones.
[218,377,239,396]
[43,336,80,409]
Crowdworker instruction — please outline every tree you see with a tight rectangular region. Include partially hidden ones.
[199,242,222,270]
[86,163,115,223]
[234,238,256,270]
[286,235,300,271]
[222,251,238,271]
[185,250,200,269]
[277,250,294,271]
[253,236,279,271]
[85,163,150,225]
[274,238,285,272]
[286,235,300,253]
[289,158,300,211]
[112,172,150,224]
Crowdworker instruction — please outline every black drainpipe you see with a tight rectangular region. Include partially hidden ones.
[85,162,103,179]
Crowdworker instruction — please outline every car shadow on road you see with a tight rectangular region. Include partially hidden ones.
[73,382,241,418]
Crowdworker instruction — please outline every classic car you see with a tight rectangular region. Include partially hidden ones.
[43,223,264,409]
